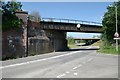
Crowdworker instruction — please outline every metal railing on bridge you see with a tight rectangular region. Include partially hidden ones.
[41,17,102,26]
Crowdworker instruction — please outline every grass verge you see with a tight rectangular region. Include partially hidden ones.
[68,44,80,49]
[92,40,120,55]
[98,45,120,55]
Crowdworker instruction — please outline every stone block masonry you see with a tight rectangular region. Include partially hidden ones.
[2,29,26,59]
[27,21,54,55]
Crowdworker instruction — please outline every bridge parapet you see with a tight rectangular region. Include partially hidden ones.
[42,17,102,26]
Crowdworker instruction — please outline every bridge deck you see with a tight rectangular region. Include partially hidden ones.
[28,18,103,33]
[40,21,103,33]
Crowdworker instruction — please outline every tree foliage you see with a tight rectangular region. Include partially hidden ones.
[102,1,120,43]
[2,1,22,31]
[67,36,75,44]
[29,11,41,22]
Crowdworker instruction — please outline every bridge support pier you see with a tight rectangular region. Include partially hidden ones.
[45,30,68,51]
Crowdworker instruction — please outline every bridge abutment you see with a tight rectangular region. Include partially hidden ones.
[27,21,69,56]
[45,30,68,51]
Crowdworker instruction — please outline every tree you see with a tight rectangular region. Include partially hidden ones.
[93,35,96,38]
[0,1,2,29]
[67,36,75,44]
[2,1,22,31]
[29,11,41,22]
[102,1,120,43]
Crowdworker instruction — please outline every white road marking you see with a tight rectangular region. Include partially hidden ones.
[73,73,78,76]
[66,71,70,74]
[1,51,82,69]
[73,66,78,70]
[57,64,83,78]
[56,73,66,78]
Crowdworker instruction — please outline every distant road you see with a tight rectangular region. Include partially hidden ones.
[2,46,118,78]
[75,43,86,46]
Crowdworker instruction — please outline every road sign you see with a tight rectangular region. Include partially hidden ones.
[77,24,81,28]
[114,32,119,38]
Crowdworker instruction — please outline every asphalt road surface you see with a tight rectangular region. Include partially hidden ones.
[1,46,118,78]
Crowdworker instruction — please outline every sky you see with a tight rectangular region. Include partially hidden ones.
[22,2,112,38]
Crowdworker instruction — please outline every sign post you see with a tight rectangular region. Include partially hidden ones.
[114,32,119,52]
[114,5,119,52]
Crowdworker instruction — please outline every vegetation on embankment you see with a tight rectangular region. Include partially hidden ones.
[67,36,80,48]
[68,44,80,49]
[92,40,120,54]
[99,45,120,54]
[67,36,75,45]
[98,1,120,54]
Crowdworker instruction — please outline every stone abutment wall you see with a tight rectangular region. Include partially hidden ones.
[27,22,54,56]
[2,29,26,60]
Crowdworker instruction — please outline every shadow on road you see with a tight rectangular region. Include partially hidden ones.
[57,47,100,52]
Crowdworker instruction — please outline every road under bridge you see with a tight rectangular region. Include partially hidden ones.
[74,38,100,46]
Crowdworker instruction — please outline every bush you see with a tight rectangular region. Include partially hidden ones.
[67,36,75,45]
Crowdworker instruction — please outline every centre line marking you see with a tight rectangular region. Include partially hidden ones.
[1,51,82,69]
[73,66,78,70]
[56,73,66,78]
[74,73,78,76]
[66,71,70,74]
